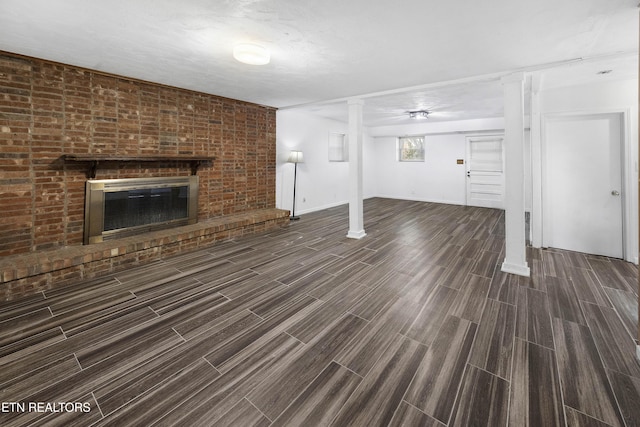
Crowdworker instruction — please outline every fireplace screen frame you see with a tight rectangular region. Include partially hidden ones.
[84,176,198,244]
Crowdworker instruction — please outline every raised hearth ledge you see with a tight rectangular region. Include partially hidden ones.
[0,208,289,301]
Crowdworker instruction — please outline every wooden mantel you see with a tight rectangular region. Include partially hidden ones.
[62,154,215,178]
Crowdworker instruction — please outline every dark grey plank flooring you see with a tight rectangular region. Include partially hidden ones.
[0,198,638,426]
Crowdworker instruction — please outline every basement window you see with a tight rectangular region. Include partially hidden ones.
[398,136,425,162]
[328,132,348,162]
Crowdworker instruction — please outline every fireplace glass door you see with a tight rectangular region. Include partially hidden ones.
[84,176,198,244]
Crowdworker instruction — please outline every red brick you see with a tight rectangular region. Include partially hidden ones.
[0,52,279,298]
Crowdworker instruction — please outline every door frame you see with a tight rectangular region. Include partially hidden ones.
[538,109,635,262]
[465,134,505,209]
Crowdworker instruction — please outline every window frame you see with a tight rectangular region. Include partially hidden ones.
[328,132,348,162]
[397,136,425,162]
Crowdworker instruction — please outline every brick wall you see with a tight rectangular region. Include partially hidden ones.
[0,52,277,257]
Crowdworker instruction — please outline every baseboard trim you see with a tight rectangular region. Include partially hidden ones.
[501,261,531,277]
[347,230,367,239]
[374,194,465,206]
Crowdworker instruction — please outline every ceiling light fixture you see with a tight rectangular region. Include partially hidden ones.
[233,43,270,65]
[408,110,429,119]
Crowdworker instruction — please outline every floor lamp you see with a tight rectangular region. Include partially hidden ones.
[287,150,304,220]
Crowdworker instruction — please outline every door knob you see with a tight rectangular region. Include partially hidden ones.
[611,190,620,196]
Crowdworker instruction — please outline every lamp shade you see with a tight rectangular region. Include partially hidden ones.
[287,150,304,163]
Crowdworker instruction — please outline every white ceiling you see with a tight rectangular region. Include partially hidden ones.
[0,0,637,127]
[293,53,639,127]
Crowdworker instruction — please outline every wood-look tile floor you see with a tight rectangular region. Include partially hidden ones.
[1,198,639,426]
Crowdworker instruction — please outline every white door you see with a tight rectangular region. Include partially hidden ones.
[544,113,623,258]
[466,136,504,209]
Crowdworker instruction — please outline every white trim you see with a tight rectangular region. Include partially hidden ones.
[346,230,367,239]
[292,200,349,216]
[622,107,638,264]
[501,261,531,277]
[530,72,543,248]
[375,194,465,206]
[372,128,506,138]
[397,135,426,162]
[620,108,635,263]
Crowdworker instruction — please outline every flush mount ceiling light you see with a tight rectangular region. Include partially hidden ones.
[408,110,429,119]
[233,43,270,65]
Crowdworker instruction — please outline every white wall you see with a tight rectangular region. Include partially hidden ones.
[371,118,508,206]
[373,134,467,205]
[276,112,511,211]
[275,109,376,215]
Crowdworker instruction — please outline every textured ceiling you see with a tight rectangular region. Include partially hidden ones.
[292,53,638,126]
[0,0,637,126]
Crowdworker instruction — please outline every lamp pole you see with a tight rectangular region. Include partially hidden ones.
[287,150,303,220]
[291,160,299,220]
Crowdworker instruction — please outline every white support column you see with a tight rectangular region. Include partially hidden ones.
[347,98,366,239]
[530,72,543,248]
[501,72,530,277]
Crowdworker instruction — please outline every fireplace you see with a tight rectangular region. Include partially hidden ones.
[84,176,198,244]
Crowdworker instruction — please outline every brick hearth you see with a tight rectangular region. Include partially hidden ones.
[0,208,289,300]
